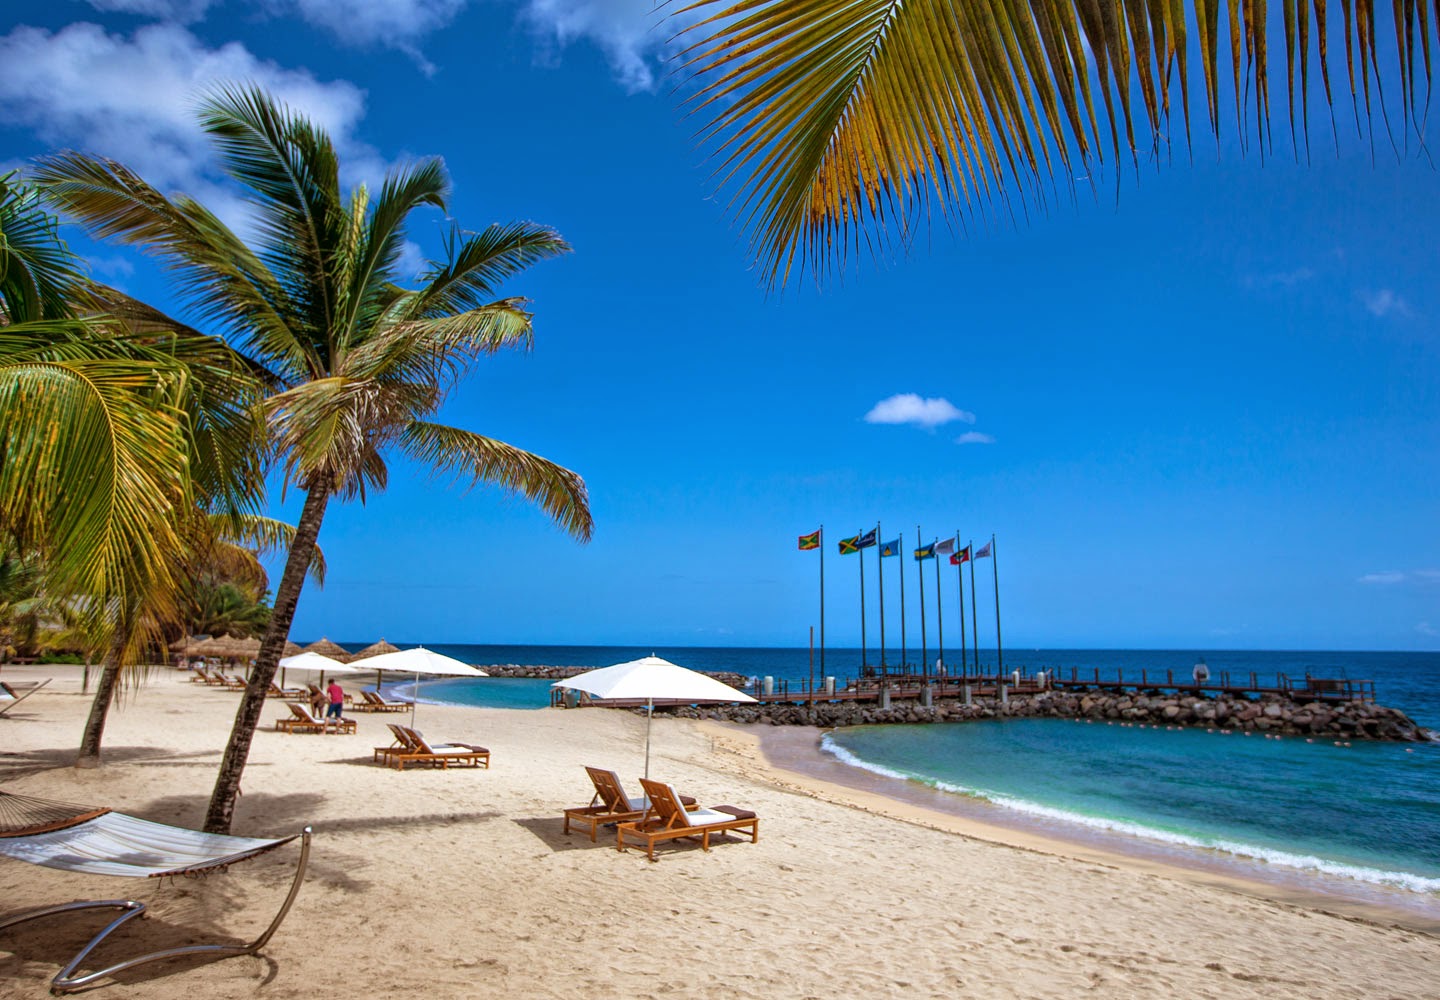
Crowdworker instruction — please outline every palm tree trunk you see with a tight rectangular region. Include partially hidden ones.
[204,481,331,834]
[75,606,135,769]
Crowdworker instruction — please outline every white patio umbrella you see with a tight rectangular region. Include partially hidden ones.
[357,646,488,726]
[551,654,756,778]
[276,651,362,690]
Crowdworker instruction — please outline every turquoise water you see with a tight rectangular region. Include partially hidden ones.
[363,644,1440,897]
[824,718,1440,894]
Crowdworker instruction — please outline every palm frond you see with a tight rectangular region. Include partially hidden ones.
[408,222,570,320]
[0,171,86,323]
[678,0,1438,285]
[0,347,189,613]
[398,422,593,542]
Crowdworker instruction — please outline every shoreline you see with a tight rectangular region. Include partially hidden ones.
[700,720,1440,935]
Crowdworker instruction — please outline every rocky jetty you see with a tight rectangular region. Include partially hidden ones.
[477,663,751,690]
[661,689,1432,743]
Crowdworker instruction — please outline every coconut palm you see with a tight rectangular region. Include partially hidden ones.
[37,84,594,832]
[2,172,268,766]
[678,0,1437,285]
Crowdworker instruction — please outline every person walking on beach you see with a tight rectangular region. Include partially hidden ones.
[326,679,344,719]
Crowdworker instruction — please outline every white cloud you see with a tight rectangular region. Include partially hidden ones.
[1358,571,1407,584]
[261,0,469,71]
[518,0,698,93]
[955,431,995,445]
[1358,569,1440,585]
[1362,288,1413,318]
[1417,622,1438,636]
[864,393,975,430]
[85,0,217,20]
[0,23,381,226]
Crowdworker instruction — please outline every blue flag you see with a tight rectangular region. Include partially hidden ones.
[879,538,901,557]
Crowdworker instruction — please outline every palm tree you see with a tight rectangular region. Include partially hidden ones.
[677,0,1437,284]
[2,171,268,766]
[38,84,594,833]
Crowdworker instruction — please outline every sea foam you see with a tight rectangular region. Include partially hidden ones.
[819,734,1440,895]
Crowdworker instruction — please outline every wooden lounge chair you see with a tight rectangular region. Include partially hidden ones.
[373,723,413,764]
[221,674,248,691]
[275,701,355,735]
[355,690,411,713]
[617,778,759,861]
[268,682,306,699]
[199,667,229,686]
[386,725,489,771]
[0,678,50,718]
[563,766,696,842]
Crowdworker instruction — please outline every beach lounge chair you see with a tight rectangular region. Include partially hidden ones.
[0,678,50,718]
[563,766,696,842]
[386,725,489,770]
[275,701,356,735]
[616,778,760,861]
[221,674,248,690]
[356,690,411,713]
[373,723,414,764]
[0,786,310,994]
[268,682,306,699]
[198,667,227,685]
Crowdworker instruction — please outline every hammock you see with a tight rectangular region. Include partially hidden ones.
[0,788,311,994]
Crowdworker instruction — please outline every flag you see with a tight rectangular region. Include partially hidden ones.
[838,534,861,555]
[974,540,993,559]
[879,538,901,558]
[950,544,972,565]
[797,529,820,550]
[856,528,878,549]
[914,542,936,560]
[935,538,955,556]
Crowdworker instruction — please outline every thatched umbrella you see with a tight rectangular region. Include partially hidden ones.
[171,635,210,661]
[351,639,400,690]
[351,639,399,660]
[302,637,353,663]
[191,634,261,670]
[283,641,303,657]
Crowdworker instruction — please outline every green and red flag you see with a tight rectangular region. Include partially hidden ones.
[837,533,861,555]
[797,529,821,550]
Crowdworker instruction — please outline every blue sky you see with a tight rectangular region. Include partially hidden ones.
[2,1,1437,652]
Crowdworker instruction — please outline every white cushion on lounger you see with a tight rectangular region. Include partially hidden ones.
[679,808,737,827]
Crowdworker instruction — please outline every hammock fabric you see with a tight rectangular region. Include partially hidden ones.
[0,789,293,877]
[0,788,311,993]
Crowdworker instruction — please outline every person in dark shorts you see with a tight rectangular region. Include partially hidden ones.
[326,679,344,718]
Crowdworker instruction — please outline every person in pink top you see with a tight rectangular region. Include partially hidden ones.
[326,679,344,718]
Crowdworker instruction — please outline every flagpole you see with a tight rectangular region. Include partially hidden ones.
[858,541,867,673]
[992,534,1003,676]
[934,540,944,676]
[955,532,967,679]
[876,521,886,672]
[916,526,928,681]
[819,525,826,682]
[969,542,979,674]
[899,536,908,671]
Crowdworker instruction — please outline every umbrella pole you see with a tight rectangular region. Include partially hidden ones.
[645,697,653,780]
[410,669,419,729]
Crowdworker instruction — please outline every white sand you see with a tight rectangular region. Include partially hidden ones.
[1,665,1437,998]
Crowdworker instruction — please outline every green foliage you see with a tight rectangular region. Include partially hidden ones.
[678,0,1438,285]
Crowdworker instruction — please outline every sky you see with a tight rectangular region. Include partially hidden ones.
[1,0,1437,652]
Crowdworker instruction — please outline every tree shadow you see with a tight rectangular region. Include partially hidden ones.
[0,745,225,783]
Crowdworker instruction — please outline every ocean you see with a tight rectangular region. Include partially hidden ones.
[359,643,1440,907]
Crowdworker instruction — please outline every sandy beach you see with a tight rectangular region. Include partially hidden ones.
[2,665,1437,999]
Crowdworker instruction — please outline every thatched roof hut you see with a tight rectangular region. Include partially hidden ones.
[302,637,353,663]
[283,641,304,657]
[350,638,400,661]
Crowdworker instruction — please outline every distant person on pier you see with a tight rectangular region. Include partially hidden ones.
[1192,660,1210,686]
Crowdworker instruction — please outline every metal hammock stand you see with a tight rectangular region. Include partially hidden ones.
[0,788,312,994]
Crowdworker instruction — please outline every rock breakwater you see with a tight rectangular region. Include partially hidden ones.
[664,689,1431,743]
[477,663,751,690]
